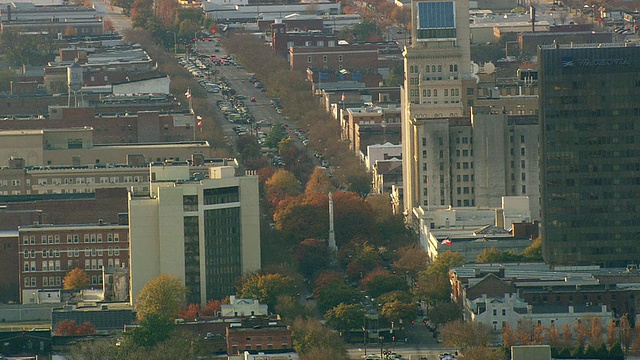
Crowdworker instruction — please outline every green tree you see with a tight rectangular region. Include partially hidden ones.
[523,237,543,260]
[264,123,288,148]
[135,274,187,320]
[0,68,17,93]
[376,290,413,306]
[63,268,90,291]
[393,245,428,278]
[351,20,382,42]
[274,295,313,323]
[361,271,408,298]
[428,301,462,326]
[316,280,362,313]
[609,341,624,360]
[324,303,365,335]
[127,313,175,347]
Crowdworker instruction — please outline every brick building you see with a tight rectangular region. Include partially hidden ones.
[289,45,378,72]
[0,231,19,303]
[226,321,293,355]
[0,107,196,144]
[270,20,336,58]
[18,222,129,304]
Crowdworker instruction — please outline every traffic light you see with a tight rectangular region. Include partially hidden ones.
[392,269,396,274]
[411,320,415,325]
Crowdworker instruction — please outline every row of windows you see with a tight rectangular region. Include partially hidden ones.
[456,199,476,206]
[288,40,336,48]
[420,88,461,97]
[22,233,121,245]
[408,64,458,74]
[35,176,144,186]
[23,247,121,259]
[307,55,343,63]
[0,179,21,187]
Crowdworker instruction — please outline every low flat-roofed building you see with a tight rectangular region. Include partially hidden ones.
[0,155,237,195]
[0,127,213,167]
[0,230,20,303]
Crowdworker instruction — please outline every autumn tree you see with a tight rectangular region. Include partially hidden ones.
[621,314,632,349]
[380,300,416,325]
[237,272,300,309]
[305,167,333,195]
[459,347,507,360]
[200,300,221,316]
[325,303,365,335]
[265,169,301,208]
[548,321,560,348]
[294,238,333,279]
[275,295,313,322]
[561,323,574,348]
[178,303,200,321]
[574,318,589,348]
[502,323,518,348]
[476,247,503,263]
[63,268,90,291]
[393,245,428,279]
[313,271,344,298]
[54,320,97,336]
[291,317,348,358]
[516,319,535,345]
[135,274,187,320]
[441,320,492,350]
[589,316,604,348]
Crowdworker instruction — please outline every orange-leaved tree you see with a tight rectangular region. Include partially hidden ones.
[63,268,90,291]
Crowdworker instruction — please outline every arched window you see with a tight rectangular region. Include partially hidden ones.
[432,65,436,73]
[438,65,442,72]
[426,65,430,73]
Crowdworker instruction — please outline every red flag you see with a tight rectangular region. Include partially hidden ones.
[441,238,452,246]
[341,93,345,102]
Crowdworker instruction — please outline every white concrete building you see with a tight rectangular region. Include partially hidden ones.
[220,295,268,317]
[128,162,260,305]
[365,142,402,172]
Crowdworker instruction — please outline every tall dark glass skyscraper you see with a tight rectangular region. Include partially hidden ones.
[538,44,640,266]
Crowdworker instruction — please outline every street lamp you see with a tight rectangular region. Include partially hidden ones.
[167,31,177,55]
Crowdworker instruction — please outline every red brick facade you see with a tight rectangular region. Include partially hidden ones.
[18,224,129,303]
[226,326,293,355]
[289,45,379,72]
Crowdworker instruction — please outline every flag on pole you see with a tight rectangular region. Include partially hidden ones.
[196,115,202,127]
[185,88,192,99]
[341,93,345,102]
[441,237,452,246]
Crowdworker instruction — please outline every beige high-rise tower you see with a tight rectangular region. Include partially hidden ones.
[401,0,477,217]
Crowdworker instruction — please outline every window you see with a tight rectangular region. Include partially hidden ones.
[107,234,113,242]
[73,235,79,243]
[328,40,335,47]
[43,250,47,258]
[84,234,89,243]
[521,160,526,169]
[24,262,29,272]
[438,65,442,72]
[24,250,29,259]
[30,250,35,258]
[23,236,29,246]
[30,236,35,245]
[114,246,120,256]
[54,235,60,244]
[85,260,90,270]
[114,234,119,242]
[43,277,48,287]
[91,234,96,243]
[307,56,312,63]
[323,55,327,62]
[74,248,79,257]
[521,147,526,156]
[108,247,113,256]
[41,236,47,244]
[85,248,90,257]
[97,234,102,243]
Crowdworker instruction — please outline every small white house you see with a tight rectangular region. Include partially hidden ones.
[220,295,268,317]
